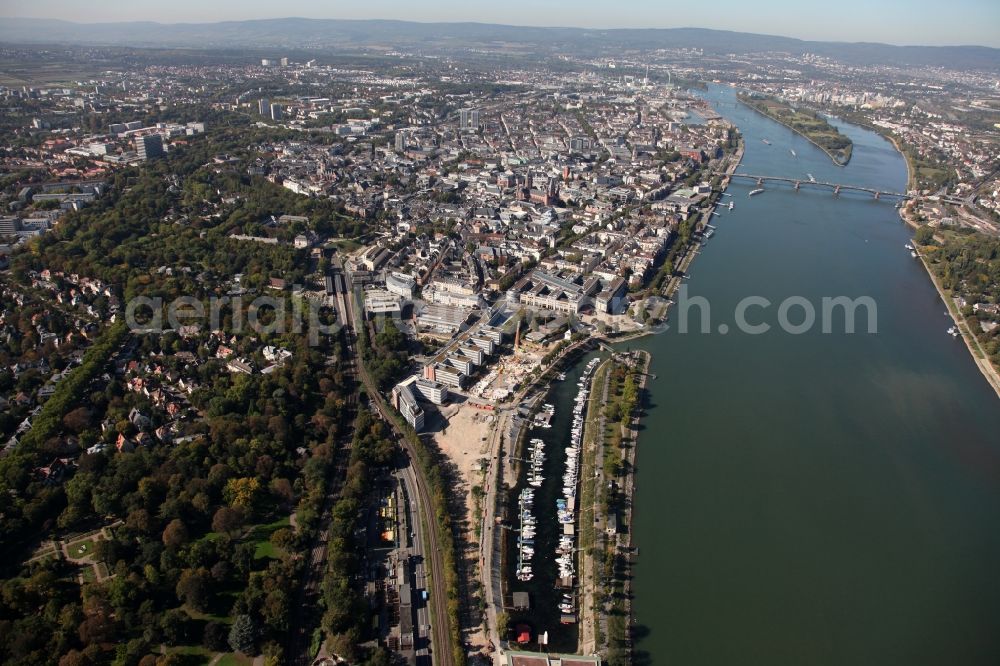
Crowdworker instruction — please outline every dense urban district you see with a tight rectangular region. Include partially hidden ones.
[0,30,999,666]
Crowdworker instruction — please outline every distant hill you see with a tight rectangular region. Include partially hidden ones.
[2,17,998,71]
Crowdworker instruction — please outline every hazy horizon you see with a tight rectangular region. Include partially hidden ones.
[2,0,999,48]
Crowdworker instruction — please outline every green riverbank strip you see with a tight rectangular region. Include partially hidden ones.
[737,93,852,166]
[913,240,1000,400]
[578,350,651,664]
[578,358,611,653]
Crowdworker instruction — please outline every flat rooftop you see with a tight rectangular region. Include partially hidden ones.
[506,653,600,666]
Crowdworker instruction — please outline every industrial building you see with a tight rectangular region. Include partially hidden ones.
[414,303,472,334]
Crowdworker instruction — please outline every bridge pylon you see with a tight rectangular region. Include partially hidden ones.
[794,181,800,190]
[834,185,841,196]
[874,191,880,200]
[757,178,764,186]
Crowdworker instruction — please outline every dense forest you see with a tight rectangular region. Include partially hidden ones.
[0,125,377,665]
[917,227,1000,367]
[12,129,364,297]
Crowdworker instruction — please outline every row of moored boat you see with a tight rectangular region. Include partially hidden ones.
[516,486,537,582]
[555,358,601,584]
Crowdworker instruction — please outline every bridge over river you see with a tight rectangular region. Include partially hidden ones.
[720,172,912,200]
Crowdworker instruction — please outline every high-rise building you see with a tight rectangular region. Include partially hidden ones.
[135,134,164,161]
[395,130,409,152]
[459,108,480,131]
[0,217,23,237]
[258,98,270,116]
[392,383,425,432]
[280,57,289,67]
[269,103,283,121]
[261,58,276,67]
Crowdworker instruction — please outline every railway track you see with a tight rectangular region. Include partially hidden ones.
[286,284,360,665]
[338,266,457,666]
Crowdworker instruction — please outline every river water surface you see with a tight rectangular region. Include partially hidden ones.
[621,84,1000,665]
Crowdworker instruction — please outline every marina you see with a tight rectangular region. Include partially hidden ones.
[554,358,601,595]
[503,355,603,651]
[515,485,537,582]
[533,404,555,428]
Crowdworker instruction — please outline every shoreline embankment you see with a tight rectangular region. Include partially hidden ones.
[884,138,1000,400]
[909,242,1000,400]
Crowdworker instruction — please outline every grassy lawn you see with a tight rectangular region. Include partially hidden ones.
[80,566,97,583]
[216,653,254,666]
[329,238,362,253]
[199,515,289,558]
[916,165,951,188]
[247,516,290,560]
[67,537,98,559]
[254,540,280,560]
[165,645,216,665]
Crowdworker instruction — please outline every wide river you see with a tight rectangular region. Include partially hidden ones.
[620,84,1000,665]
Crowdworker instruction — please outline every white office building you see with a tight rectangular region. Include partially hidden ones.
[386,271,416,298]
[414,379,449,405]
[392,383,425,432]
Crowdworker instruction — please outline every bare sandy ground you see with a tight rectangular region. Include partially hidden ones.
[435,403,495,495]
[432,402,497,648]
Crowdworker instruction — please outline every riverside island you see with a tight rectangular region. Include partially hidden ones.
[737,92,854,165]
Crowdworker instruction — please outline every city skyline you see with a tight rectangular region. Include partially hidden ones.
[2,0,1000,48]
[2,5,1000,666]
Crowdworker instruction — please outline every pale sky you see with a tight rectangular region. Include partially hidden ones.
[3,0,999,48]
